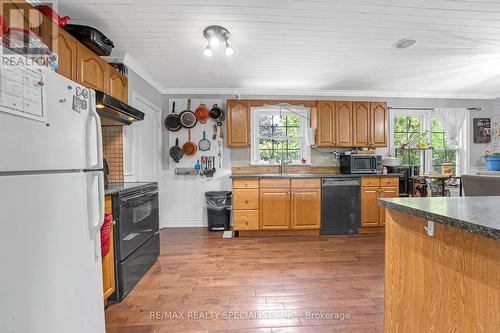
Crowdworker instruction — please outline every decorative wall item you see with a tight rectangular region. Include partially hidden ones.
[473,118,491,144]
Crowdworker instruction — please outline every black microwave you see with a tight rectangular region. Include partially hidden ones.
[339,155,382,174]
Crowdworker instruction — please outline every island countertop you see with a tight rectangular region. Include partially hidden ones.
[379,196,500,241]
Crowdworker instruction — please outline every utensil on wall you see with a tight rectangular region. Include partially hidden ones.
[169,138,184,163]
[182,129,197,156]
[213,124,217,140]
[165,102,182,132]
[210,104,223,120]
[219,125,224,139]
[198,131,211,151]
[179,99,197,128]
[217,140,222,169]
[195,103,210,124]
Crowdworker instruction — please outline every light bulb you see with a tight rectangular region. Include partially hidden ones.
[225,42,234,56]
[203,46,213,57]
[209,36,220,48]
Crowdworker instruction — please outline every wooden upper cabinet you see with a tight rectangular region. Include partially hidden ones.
[227,100,250,147]
[260,189,290,230]
[76,43,108,92]
[108,68,128,103]
[291,189,321,230]
[335,101,353,147]
[353,102,371,147]
[316,101,336,146]
[370,102,388,147]
[56,30,77,81]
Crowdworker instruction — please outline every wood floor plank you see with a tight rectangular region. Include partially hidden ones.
[105,228,384,332]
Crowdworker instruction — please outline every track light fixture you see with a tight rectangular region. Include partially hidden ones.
[203,25,234,57]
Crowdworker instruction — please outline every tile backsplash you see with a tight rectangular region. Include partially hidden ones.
[102,126,124,182]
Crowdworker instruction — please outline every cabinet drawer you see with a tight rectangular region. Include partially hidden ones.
[233,210,259,230]
[233,179,259,189]
[233,189,259,209]
[380,177,399,187]
[260,179,290,188]
[361,177,381,187]
[291,178,321,189]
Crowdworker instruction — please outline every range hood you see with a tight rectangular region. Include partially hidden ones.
[95,91,145,126]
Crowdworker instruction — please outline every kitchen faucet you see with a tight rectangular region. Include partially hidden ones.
[279,139,291,174]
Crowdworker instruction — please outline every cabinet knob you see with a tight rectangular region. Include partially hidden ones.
[245,200,248,204]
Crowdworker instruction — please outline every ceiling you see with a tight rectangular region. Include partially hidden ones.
[57,0,500,98]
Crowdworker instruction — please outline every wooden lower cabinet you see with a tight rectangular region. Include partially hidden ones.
[260,189,291,230]
[361,177,399,228]
[102,196,115,304]
[233,210,259,230]
[361,187,381,227]
[291,189,321,230]
[379,187,399,227]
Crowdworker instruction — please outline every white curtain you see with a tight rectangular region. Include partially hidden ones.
[434,108,468,149]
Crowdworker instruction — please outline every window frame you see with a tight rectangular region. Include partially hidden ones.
[250,106,311,165]
[389,109,465,175]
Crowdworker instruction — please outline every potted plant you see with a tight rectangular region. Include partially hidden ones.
[484,151,500,171]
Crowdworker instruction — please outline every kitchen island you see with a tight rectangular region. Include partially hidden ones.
[379,197,500,333]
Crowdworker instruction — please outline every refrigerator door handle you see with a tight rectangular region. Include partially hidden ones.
[86,90,103,170]
[87,171,105,260]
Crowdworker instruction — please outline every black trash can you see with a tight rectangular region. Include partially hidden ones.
[205,191,232,231]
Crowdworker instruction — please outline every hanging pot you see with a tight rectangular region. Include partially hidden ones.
[169,138,184,163]
[164,101,182,132]
[209,104,223,120]
[179,99,197,128]
[195,103,210,124]
[181,130,197,156]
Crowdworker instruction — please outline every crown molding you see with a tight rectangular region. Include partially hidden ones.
[162,88,498,100]
[104,53,167,94]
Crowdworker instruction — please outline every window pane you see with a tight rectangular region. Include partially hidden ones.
[408,117,421,132]
[259,126,272,137]
[287,150,301,161]
[288,138,301,150]
[286,126,301,137]
[259,150,275,162]
[259,139,274,151]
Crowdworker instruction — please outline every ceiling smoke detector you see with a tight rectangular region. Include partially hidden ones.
[203,25,233,57]
[394,38,417,49]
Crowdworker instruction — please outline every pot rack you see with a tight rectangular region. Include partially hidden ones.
[388,107,481,112]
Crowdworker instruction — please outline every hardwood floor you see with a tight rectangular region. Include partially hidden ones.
[105,228,384,333]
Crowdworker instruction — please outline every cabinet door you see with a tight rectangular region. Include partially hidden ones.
[291,189,321,230]
[335,101,353,147]
[379,187,399,226]
[361,187,380,227]
[370,102,388,147]
[108,68,128,103]
[227,100,250,147]
[260,189,290,230]
[316,101,336,146]
[76,43,108,91]
[102,196,115,302]
[56,30,77,81]
[353,102,370,147]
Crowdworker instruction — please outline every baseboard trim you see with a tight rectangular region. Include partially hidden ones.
[161,218,208,228]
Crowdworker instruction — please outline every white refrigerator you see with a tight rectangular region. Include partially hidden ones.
[0,61,106,332]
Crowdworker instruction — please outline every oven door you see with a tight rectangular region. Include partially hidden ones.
[117,188,159,261]
[351,156,377,173]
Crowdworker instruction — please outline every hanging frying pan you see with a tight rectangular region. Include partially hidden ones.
[195,103,210,124]
[198,131,211,151]
[179,99,197,128]
[182,130,197,156]
[164,102,182,132]
[209,104,223,120]
[169,138,183,163]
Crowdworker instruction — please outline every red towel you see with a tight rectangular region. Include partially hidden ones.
[100,214,113,257]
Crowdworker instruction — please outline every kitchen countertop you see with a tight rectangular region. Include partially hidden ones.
[230,173,401,179]
[105,182,158,196]
[379,197,500,241]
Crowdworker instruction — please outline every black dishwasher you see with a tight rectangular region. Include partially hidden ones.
[321,178,361,235]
